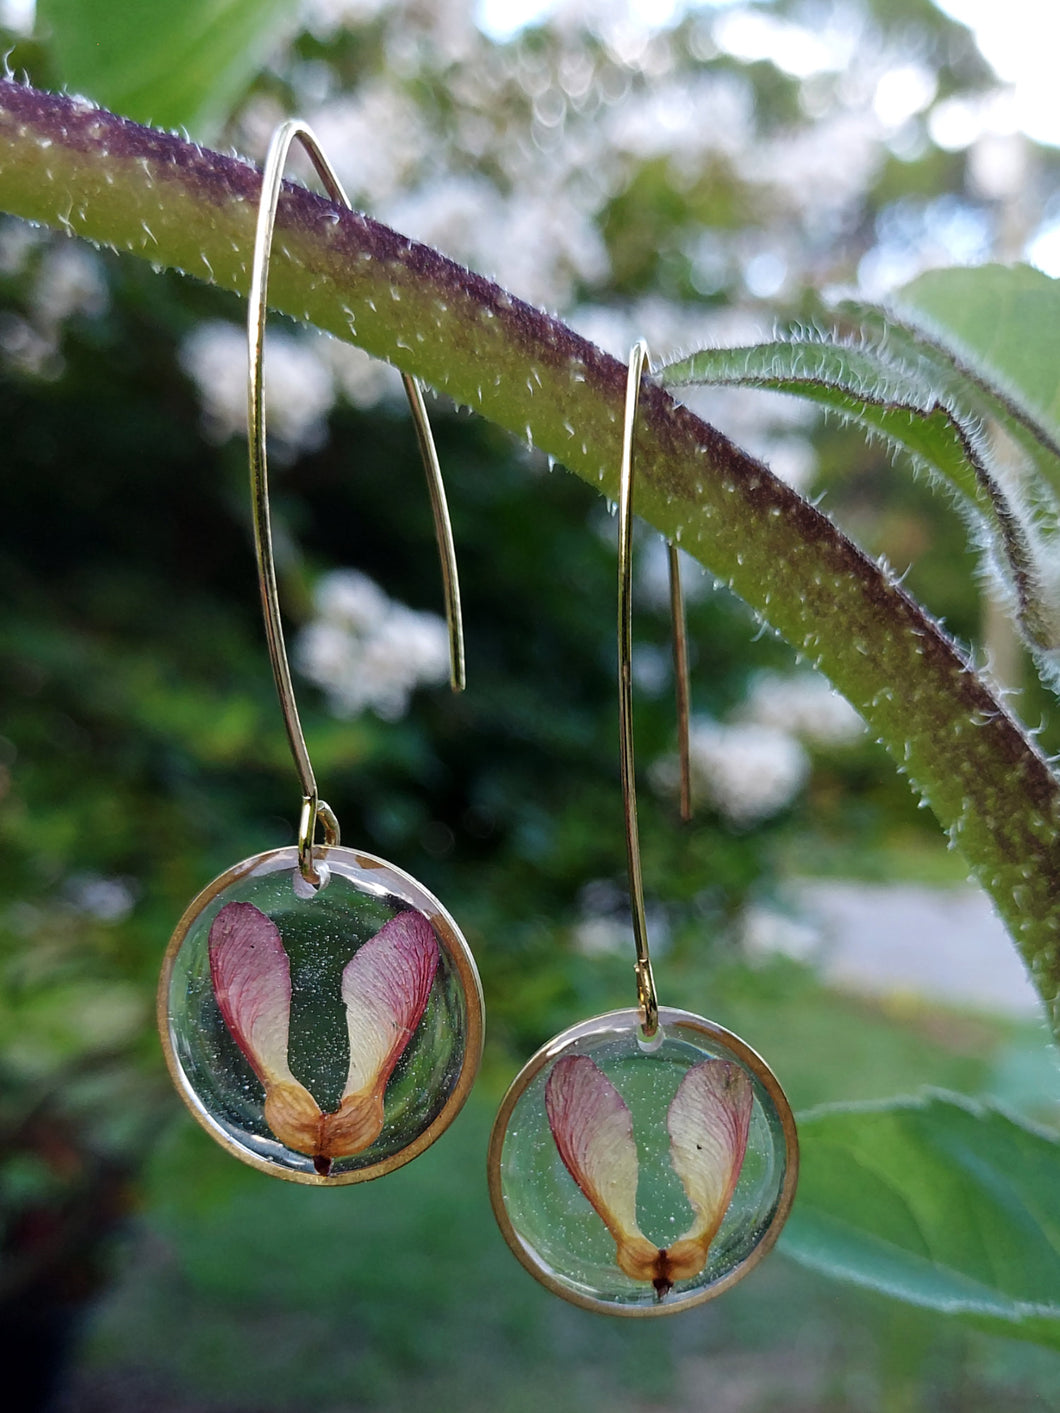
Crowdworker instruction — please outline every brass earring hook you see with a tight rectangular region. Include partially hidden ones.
[248,118,465,886]
[618,340,692,1038]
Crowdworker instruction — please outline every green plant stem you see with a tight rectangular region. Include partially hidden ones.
[1,82,1058,1033]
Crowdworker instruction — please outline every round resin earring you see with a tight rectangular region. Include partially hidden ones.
[158,121,483,1185]
[487,342,797,1314]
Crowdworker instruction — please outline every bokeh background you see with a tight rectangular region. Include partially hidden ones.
[1,0,1059,1408]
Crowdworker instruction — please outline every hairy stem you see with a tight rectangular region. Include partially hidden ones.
[1,81,1058,1031]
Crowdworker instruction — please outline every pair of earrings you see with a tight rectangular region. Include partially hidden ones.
[158,123,797,1316]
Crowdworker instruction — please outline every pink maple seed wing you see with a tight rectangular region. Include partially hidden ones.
[208,901,298,1089]
[320,910,439,1161]
[340,910,439,1100]
[209,901,325,1165]
[545,1055,659,1283]
[665,1059,754,1279]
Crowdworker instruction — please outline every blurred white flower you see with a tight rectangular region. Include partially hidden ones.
[568,302,634,358]
[385,173,502,266]
[635,535,709,613]
[571,883,670,957]
[0,1,35,37]
[746,109,884,222]
[755,435,818,494]
[607,70,754,165]
[0,314,58,377]
[33,243,108,325]
[739,900,821,965]
[65,872,137,922]
[321,337,403,409]
[313,569,391,630]
[0,234,108,377]
[928,91,1011,152]
[570,294,739,361]
[386,174,607,308]
[713,6,860,80]
[180,321,336,453]
[740,671,865,746]
[0,218,44,277]
[652,671,860,826]
[309,86,427,207]
[572,915,628,956]
[256,335,336,451]
[296,569,451,720]
[653,719,809,826]
[304,0,389,34]
[693,721,809,825]
[967,131,1029,201]
[873,63,938,130]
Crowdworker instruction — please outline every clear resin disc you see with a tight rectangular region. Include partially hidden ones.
[159,846,483,1184]
[488,1007,797,1315]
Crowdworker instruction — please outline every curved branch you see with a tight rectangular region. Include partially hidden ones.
[1,81,1058,1030]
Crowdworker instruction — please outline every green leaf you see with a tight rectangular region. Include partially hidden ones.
[658,333,1060,653]
[781,1092,1060,1348]
[659,335,1004,517]
[838,291,1060,512]
[895,263,1060,450]
[659,297,1060,663]
[37,0,301,139]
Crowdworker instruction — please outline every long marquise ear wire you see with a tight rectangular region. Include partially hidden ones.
[623,342,693,826]
[619,339,694,1036]
[247,117,466,887]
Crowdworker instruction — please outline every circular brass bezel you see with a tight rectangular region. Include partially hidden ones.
[159,844,484,1185]
[486,1006,798,1316]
